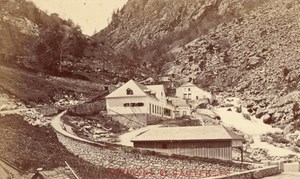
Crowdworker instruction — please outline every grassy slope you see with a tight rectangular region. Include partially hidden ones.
[0,66,105,104]
[0,114,134,179]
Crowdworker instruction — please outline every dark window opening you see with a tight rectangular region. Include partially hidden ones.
[124,103,144,107]
[164,108,171,116]
[126,88,133,95]
[136,102,144,107]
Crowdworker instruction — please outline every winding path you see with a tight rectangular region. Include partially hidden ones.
[50,111,105,146]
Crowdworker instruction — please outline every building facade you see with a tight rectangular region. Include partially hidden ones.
[176,83,216,103]
[171,98,191,117]
[105,80,175,127]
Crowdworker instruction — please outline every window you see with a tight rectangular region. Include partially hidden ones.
[196,96,199,100]
[124,103,144,107]
[183,94,187,99]
[136,102,144,107]
[188,88,191,91]
[188,93,191,99]
[126,88,133,95]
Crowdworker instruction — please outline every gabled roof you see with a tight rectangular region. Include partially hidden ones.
[105,79,148,98]
[180,82,196,87]
[171,98,190,107]
[133,80,149,91]
[146,84,164,90]
[131,125,244,142]
[105,80,162,100]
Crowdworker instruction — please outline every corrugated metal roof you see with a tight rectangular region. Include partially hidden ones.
[131,125,243,142]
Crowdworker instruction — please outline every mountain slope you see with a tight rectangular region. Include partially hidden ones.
[95,0,267,73]
[165,0,300,95]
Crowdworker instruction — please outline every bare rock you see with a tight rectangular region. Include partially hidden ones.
[262,114,272,124]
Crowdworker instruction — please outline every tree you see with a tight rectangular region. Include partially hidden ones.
[35,26,64,72]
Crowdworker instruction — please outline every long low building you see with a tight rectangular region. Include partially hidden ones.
[131,125,244,161]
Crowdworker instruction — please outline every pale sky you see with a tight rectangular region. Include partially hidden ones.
[31,0,128,36]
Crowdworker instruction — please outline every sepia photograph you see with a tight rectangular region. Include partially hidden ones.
[0,0,300,178]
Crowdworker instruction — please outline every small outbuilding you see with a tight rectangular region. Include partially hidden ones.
[131,125,244,161]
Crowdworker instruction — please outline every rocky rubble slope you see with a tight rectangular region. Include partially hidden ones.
[165,0,300,95]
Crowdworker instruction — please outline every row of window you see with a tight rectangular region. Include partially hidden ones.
[149,103,162,115]
[123,103,144,107]
[183,93,199,100]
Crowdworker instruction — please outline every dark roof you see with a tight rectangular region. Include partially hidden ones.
[131,125,244,142]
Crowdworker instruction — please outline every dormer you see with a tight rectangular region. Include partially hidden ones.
[126,88,133,95]
[150,91,156,98]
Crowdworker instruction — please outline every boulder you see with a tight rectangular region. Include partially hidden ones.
[244,134,254,144]
[255,109,267,118]
[284,123,295,135]
[296,139,300,147]
[247,56,261,69]
[268,108,276,115]
[262,114,272,124]
[272,112,283,122]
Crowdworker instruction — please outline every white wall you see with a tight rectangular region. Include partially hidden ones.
[106,96,149,115]
[176,86,213,102]
[106,96,175,119]
[176,106,191,117]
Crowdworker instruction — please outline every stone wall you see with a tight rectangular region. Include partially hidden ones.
[56,133,254,179]
[110,114,163,129]
[209,165,281,179]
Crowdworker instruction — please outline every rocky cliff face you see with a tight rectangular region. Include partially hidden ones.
[0,0,39,55]
[95,0,266,72]
[97,0,265,51]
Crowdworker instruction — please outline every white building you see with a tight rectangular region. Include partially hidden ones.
[105,80,175,120]
[171,98,191,117]
[176,83,215,103]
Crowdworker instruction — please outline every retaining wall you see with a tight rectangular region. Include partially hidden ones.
[110,114,163,129]
[56,133,253,179]
[209,165,281,179]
